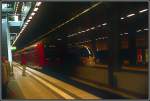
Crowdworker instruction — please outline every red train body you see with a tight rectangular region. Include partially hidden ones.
[13,42,46,69]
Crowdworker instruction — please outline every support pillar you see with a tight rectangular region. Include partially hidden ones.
[107,4,122,88]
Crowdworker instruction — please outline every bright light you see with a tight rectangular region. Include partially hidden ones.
[24,24,27,27]
[124,33,128,35]
[139,9,148,13]
[2,4,9,9]
[91,27,95,30]
[14,15,18,21]
[57,38,62,40]
[15,2,19,14]
[27,19,31,23]
[86,29,90,31]
[33,44,37,47]
[137,29,142,32]
[31,12,35,16]
[21,28,25,31]
[29,16,32,19]
[23,25,27,28]
[11,46,16,50]
[78,32,81,34]
[34,7,39,12]
[12,33,21,45]
[144,28,148,31]
[127,13,135,18]
[102,23,107,26]
[97,25,101,27]
[20,30,23,33]
[73,33,77,36]
[22,26,26,29]
[36,2,42,7]
[82,30,85,33]
[121,17,124,20]
[25,22,28,25]
[22,27,25,30]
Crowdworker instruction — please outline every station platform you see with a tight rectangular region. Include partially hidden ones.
[6,62,101,99]
[6,62,147,99]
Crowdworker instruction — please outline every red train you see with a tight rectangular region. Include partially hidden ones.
[13,40,95,71]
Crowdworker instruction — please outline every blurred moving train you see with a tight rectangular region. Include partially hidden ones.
[13,40,95,74]
[13,38,147,70]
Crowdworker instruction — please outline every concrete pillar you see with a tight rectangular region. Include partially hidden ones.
[2,18,13,75]
[128,29,136,66]
[106,4,122,87]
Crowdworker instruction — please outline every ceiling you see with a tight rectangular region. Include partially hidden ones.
[5,1,148,50]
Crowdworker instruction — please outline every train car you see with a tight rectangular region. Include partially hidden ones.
[13,42,45,69]
[13,41,96,70]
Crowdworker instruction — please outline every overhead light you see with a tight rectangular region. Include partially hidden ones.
[21,28,25,31]
[33,44,37,47]
[31,12,35,16]
[70,35,73,37]
[29,16,32,19]
[137,29,142,32]
[120,34,123,36]
[36,2,42,7]
[22,26,26,29]
[57,38,62,40]
[12,33,21,45]
[97,25,101,27]
[144,28,148,31]
[91,27,95,30]
[139,9,148,13]
[73,33,77,36]
[22,28,25,31]
[27,19,31,23]
[25,22,28,24]
[124,33,128,35]
[102,23,107,26]
[127,13,135,18]
[16,2,19,7]
[21,28,24,30]
[121,17,124,20]
[20,30,23,33]
[25,23,28,26]
[24,24,27,27]
[86,29,90,31]
[69,34,74,37]
[82,30,85,33]
[78,32,81,34]
[34,7,39,12]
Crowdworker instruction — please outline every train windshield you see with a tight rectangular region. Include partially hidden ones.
[80,47,94,57]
